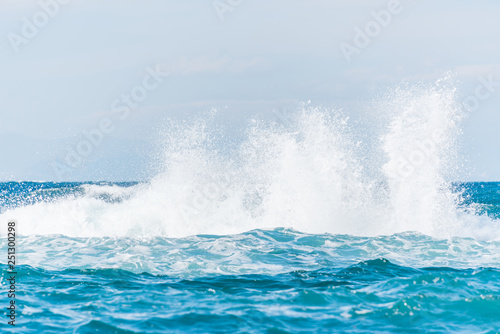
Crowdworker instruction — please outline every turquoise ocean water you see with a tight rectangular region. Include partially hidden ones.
[0,181,499,333]
[1,87,500,333]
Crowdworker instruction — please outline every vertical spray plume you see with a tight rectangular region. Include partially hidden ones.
[1,78,499,239]
[381,78,464,236]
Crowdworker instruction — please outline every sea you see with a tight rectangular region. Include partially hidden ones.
[1,83,499,333]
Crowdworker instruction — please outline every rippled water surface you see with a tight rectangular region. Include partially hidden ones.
[1,179,500,332]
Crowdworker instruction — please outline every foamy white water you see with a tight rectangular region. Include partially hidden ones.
[2,79,500,240]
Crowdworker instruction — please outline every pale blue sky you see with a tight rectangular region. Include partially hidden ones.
[0,0,499,181]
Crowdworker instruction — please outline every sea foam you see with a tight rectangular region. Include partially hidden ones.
[2,79,499,240]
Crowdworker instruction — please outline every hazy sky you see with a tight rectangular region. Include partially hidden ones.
[0,0,499,181]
